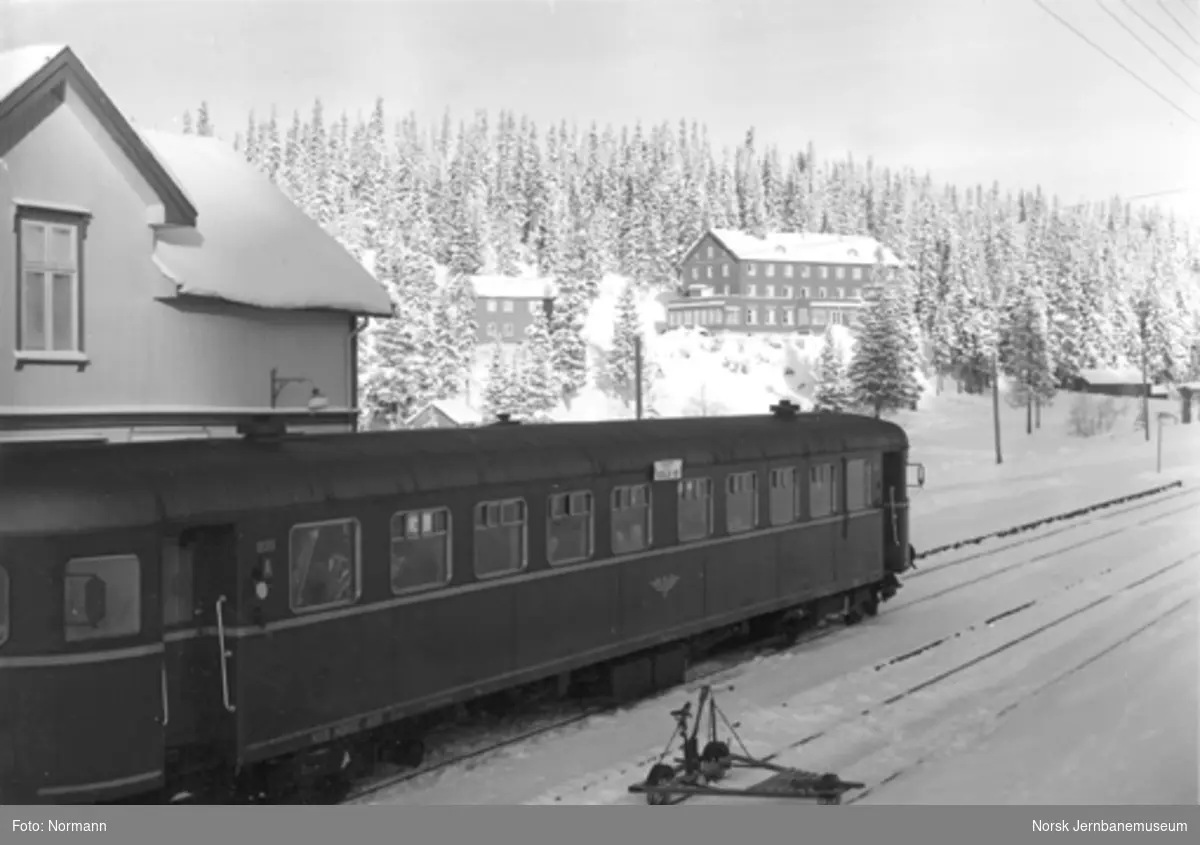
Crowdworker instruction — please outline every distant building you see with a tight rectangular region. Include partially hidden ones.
[1069,367,1166,398]
[665,229,903,335]
[404,398,483,429]
[471,275,556,345]
[0,45,392,443]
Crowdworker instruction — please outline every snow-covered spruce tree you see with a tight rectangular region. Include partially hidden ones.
[1001,282,1056,433]
[848,256,923,417]
[195,102,213,137]
[606,281,646,409]
[813,327,855,412]
[482,344,524,421]
[548,276,589,400]
[520,309,560,421]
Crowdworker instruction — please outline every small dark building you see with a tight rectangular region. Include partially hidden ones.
[404,399,483,430]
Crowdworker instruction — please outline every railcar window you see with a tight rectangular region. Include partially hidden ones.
[289,519,361,613]
[391,508,452,594]
[161,537,195,628]
[548,491,594,566]
[64,555,141,642]
[725,472,758,534]
[769,467,798,526]
[809,463,839,519]
[474,498,528,578]
[0,566,8,646]
[846,459,878,512]
[677,477,713,542]
[612,484,652,554]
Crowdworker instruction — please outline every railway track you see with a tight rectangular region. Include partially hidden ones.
[344,485,1198,805]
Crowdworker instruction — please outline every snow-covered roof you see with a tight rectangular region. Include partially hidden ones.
[471,275,557,299]
[0,44,63,104]
[407,398,484,426]
[1077,367,1144,385]
[143,130,392,317]
[704,229,903,267]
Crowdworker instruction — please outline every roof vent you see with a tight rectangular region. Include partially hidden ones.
[775,244,787,253]
[237,416,289,442]
[847,248,858,257]
[492,413,521,426]
[770,400,801,420]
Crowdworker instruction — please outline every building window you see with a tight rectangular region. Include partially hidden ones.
[818,287,828,299]
[748,263,757,277]
[528,301,540,315]
[765,284,775,298]
[747,284,757,297]
[474,498,527,578]
[487,322,498,336]
[809,463,839,518]
[722,264,730,277]
[713,309,724,325]
[487,300,498,313]
[746,308,758,325]
[765,307,777,325]
[782,308,794,326]
[797,307,810,325]
[707,245,714,258]
[726,307,741,325]
[784,265,794,278]
[548,491,594,565]
[17,209,88,356]
[677,477,713,542]
[783,286,793,298]
[390,508,452,594]
[723,284,731,295]
[707,266,713,279]
[852,268,863,280]
[800,287,810,299]
[853,288,862,299]
[289,519,361,612]
[503,323,514,337]
[800,266,811,278]
[769,467,798,525]
[725,472,758,534]
[820,267,828,279]
[813,309,827,326]
[836,287,845,299]
[501,300,513,313]
[612,484,652,554]
[161,536,195,628]
[766,264,775,278]
[0,566,9,646]
[836,267,845,280]
[692,268,699,280]
[846,459,880,512]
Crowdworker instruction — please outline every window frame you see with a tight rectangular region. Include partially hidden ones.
[14,205,91,366]
[473,497,529,579]
[677,476,714,543]
[547,490,595,566]
[611,483,654,555]
[0,565,8,647]
[808,463,840,519]
[63,553,143,642]
[768,467,798,526]
[389,506,453,596]
[287,518,363,615]
[725,471,759,535]
[161,536,196,629]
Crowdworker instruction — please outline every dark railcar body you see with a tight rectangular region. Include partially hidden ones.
[0,412,912,803]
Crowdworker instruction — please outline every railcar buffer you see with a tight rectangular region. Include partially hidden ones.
[628,685,864,805]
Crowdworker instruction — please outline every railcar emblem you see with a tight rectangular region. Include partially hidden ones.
[650,574,680,597]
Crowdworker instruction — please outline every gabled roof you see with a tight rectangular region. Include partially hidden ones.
[406,398,484,426]
[143,130,392,317]
[0,44,197,226]
[687,228,903,268]
[471,275,557,299]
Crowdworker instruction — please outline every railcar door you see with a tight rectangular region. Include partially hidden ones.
[162,525,241,792]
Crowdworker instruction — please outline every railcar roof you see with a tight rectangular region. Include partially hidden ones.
[0,413,906,535]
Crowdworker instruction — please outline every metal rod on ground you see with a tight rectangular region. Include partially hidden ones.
[635,335,644,420]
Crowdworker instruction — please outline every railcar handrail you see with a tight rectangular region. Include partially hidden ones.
[161,664,170,727]
[215,595,236,713]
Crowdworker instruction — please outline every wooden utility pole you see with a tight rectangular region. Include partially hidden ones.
[634,335,644,420]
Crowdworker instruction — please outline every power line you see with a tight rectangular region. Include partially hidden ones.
[1031,0,1199,124]
[1158,0,1200,48]
[1175,0,1199,23]
[1119,0,1200,69]
[1098,0,1200,95]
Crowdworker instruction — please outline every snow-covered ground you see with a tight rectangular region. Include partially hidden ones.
[356,476,1199,806]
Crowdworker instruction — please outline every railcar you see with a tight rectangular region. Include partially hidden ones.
[0,404,918,804]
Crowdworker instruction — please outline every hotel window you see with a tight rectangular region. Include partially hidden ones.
[800,266,811,278]
[747,284,757,297]
[817,287,827,299]
[853,288,862,299]
[782,308,794,326]
[836,267,845,280]
[813,309,827,326]
[748,263,757,276]
[836,287,845,299]
[766,264,775,278]
[528,301,540,315]
[707,246,714,258]
[783,286,793,298]
[503,323,514,337]
[486,322,498,336]
[746,308,758,325]
[819,267,828,279]
[486,300,498,313]
[17,207,89,357]
[707,266,713,279]
[722,264,730,277]
[726,307,741,325]
[852,268,863,280]
[692,268,699,280]
[797,307,810,325]
[722,285,731,295]
[765,285,775,298]
[502,300,514,313]
[765,307,777,325]
[784,265,794,278]
[800,287,810,299]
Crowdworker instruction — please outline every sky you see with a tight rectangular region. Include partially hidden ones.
[3,0,1200,219]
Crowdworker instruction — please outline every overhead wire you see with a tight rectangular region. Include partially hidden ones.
[1096,0,1200,94]
[1118,0,1200,69]
[1030,0,1199,123]
[1175,0,1199,22]
[1157,0,1200,47]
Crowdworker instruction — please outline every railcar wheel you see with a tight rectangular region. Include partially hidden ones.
[843,608,864,626]
[700,740,731,781]
[645,763,677,805]
[863,593,880,617]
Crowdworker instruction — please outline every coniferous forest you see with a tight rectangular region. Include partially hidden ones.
[180,100,1200,423]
